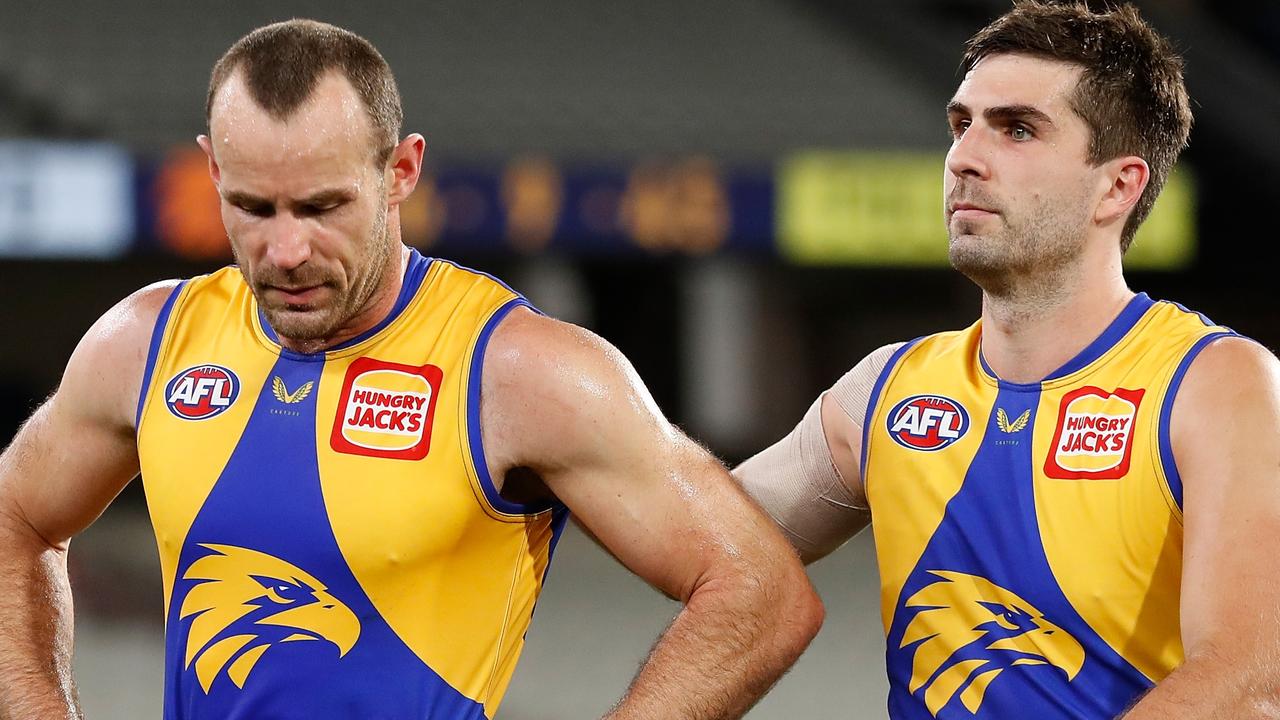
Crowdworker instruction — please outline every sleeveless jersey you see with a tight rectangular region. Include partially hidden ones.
[135,249,568,719]
[861,293,1235,719]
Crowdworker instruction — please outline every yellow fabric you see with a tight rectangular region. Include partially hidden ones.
[137,257,559,717]
[863,295,1229,717]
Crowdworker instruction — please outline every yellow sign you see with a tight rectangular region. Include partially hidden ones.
[777,151,1194,270]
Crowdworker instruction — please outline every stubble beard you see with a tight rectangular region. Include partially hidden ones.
[242,200,393,346]
[948,189,1089,305]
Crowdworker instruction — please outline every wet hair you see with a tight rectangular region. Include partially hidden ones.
[206,19,403,166]
[963,1,1193,251]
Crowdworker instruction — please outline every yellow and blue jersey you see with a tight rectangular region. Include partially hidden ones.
[862,293,1236,719]
[135,249,567,719]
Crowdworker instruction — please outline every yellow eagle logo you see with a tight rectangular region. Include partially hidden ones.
[272,377,314,404]
[996,408,1031,434]
[179,544,360,692]
[901,570,1084,716]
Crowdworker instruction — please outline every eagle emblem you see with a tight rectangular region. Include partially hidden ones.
[901,570,1085,716]
[996,408,1030,434]
[272,377,314,404]
[179,544,360,692]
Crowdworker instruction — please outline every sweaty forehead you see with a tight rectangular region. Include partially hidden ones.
[951,54,1083,118]
[208,70,373,170]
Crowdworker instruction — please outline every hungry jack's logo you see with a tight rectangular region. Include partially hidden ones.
[1044,386,1145,480]
[330,357,443,460]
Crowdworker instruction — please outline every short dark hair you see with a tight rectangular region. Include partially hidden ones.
[206,19,403,166]
[963,1,1192,252]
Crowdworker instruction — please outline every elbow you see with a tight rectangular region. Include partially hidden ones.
[786,566,826,651]
[0,502,69,557]
[760,556,824,661]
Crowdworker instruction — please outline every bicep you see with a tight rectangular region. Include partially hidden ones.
[0,282,173,547]
[544,352,757,600]
[559,425,749,601]
[732,395,867,564]
[730,343,903,563]
[824,341,905,500]
[1175,337,1280,657]
[484,312,797,601]
[0,392,139,547]
[821,392,865,505]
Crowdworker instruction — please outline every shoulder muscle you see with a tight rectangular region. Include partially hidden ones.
[0,280,181,546]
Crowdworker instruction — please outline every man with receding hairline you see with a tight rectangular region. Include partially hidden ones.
[0,19,822,719]
[736,2,1280,718]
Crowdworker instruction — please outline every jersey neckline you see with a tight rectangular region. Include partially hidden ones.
[977,292,1155,391]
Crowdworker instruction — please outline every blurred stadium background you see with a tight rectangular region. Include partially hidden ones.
[2,1,1277,717]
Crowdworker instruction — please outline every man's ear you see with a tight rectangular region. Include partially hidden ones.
[197,134,221,187]
[385,133,426,206]
[1095,155,1150,228]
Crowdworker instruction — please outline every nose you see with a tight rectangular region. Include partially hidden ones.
[945,124,992,181]
[263,215,312,271]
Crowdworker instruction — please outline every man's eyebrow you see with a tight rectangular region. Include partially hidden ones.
[297,188,354,206]
[945,101,1056,127]
[985,104,1055,127]
[223,190,269,207]
[221,189,354,207]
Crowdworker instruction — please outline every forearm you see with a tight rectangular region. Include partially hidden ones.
[604,569,822,720]
[1121,648,1280,719]
[0,518,82,720]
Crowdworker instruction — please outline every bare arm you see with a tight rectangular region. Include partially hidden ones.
[0,282,175,719]
[482,308,823,720]
[1121,337,1280,719]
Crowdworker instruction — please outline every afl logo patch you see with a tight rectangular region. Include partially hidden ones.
[330,357,443,461]
[165,365,240,420]
[887,395,969,451]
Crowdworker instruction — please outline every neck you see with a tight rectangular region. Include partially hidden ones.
[978,248,1132,384]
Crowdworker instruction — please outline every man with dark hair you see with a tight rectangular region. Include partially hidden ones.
[736,2,1280,718]
[0,19,822,720]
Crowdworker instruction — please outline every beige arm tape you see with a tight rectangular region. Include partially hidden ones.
[734,343,903,560]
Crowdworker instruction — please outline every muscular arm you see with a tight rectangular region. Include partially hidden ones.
[0,282,174,719]
[1121,337,1280,719]
[482,308,824,720]
[733,343,901,563]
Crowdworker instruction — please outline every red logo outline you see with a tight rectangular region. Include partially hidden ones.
[164,365,240,421]
[1044,386,1145,480]
[886,395,971,452]
[330,357,443,461]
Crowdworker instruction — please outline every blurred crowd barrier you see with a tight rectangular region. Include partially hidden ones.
[0,140,1196,269]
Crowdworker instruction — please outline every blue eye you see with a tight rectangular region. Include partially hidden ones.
[1010,126,1032,141]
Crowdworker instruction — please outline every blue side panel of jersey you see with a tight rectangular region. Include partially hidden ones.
[1157,330,1237,511]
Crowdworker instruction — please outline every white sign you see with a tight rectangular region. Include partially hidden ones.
[0,141,135,258]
